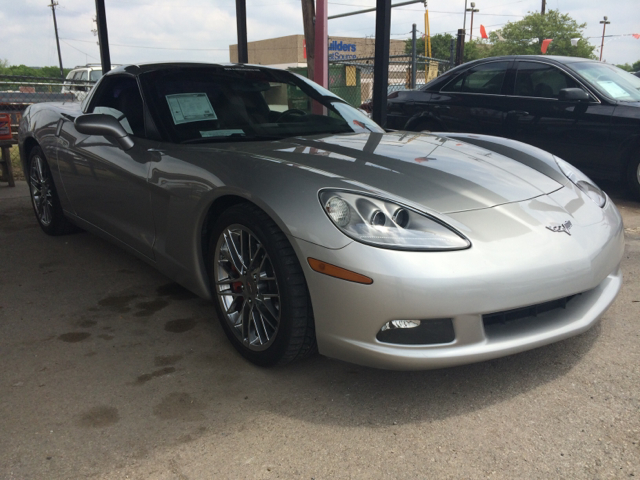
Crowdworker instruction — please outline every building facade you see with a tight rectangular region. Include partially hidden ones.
[229,34,406,68]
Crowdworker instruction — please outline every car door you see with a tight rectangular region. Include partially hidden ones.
[56,74,157,259]
[429,60,513,135]
[503,60,614,173]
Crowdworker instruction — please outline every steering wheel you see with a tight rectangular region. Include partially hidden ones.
[276,109,307,122]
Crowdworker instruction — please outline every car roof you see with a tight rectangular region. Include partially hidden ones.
[107,62,280,76]
[464,55,598,65]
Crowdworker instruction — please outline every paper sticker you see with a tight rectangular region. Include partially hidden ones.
[597,81,629,99]
[166,93,217,125]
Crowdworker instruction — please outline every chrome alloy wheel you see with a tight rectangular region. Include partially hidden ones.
[214,225,281,351]
[29,154,54,227]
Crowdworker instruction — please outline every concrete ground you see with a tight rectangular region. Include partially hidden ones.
[1,180,639,479]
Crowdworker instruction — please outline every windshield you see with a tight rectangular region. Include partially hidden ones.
[140,66,383,143]
[569,62,640,102]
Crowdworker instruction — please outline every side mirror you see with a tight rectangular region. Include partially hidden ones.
[559,88,590,102]
[74,113,134,150]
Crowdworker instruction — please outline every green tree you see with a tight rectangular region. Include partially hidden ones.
[0,62,71,78]
[404,33,456,61]
[487,10,595,58]
[616,60,640,72]
[463,39,492,62]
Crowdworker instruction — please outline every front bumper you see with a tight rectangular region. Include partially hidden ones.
[292,189,625,370]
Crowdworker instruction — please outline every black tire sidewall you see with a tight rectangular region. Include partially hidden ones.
[28,147,66,235]
[209,204,303,366]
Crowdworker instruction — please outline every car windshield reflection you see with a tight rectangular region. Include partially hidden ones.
[569,62,640,102]
[140,66,384,144]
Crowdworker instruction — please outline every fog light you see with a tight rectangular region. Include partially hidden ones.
[376,318,455,345]
[380,320,420,331]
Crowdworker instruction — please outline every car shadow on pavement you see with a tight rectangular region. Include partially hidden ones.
[240,320,602,427]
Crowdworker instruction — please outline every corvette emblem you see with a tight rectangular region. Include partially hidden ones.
[546,220,573,236]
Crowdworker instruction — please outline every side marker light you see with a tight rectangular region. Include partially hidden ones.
[307,258,373,285]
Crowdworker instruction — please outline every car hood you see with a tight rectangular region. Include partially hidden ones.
[219,131,562,214]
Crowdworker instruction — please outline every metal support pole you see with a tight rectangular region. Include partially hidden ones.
[462,0,468,32]
[449,38,455,66]
[48,1,64,79]
[371,0,391,127]
[328,0,422,20]
[301,0,315,81]
[94,0,111,75]
[455,29,465,65]
[410,24,417,89]
[314,0,328,88]
[236,0,248,63]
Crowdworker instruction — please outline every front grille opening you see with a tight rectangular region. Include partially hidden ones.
[376,318,455,345]
[483,294,579,327]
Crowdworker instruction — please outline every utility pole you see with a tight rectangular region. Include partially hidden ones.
[599,16,610,61]
[462,0,468,33]
[410,23,417,89]
[541,0,545,15]
[301,0,315,81]
[48,0,64,79]
[467,2,479,41]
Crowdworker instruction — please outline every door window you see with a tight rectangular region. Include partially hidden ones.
[89,75,145,137]
[441,62,509,95]
[515,62,581,99]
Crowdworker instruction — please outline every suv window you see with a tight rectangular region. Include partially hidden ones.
[89,75,145,137]
[442,61,509,95]
[515,61,580,99]
[78,71,88,81]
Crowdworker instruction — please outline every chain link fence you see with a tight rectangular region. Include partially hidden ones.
[326,55,452,109]
[0,75,91,182]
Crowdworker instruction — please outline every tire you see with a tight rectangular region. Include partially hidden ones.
[209,203,316,366]
[27,146,77,236]
[626,154,640,200]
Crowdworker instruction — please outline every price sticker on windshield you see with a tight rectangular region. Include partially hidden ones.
[166,93,217,124]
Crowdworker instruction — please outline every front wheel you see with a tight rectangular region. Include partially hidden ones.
[28,146,76,236]
[209,203,316,366]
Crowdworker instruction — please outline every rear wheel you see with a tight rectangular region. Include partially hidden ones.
[28,146,76,236]
[209,203,316,366]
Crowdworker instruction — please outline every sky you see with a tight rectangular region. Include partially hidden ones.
[1,0,639,70]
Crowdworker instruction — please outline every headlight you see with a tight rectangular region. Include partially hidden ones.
[554,156,606,208]
[319,189,470,251]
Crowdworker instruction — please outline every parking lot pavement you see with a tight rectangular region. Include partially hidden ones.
[1,180,639,479]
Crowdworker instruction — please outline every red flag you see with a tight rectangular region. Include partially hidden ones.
[633,34,640,39]
[480,25,488,39]
[541,39,553,54]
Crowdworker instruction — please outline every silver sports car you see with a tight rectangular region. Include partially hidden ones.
[19,62,624,369]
